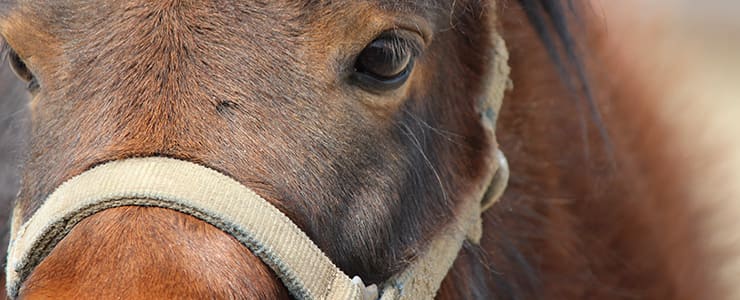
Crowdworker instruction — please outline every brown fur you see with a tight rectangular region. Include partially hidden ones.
[464,4,713,298]
[21,207,289,299]
[0,0,721,299]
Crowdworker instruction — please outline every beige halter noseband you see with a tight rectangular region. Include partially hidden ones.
[6,34,511,300]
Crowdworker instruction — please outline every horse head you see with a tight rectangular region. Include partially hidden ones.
[1,1,510,298]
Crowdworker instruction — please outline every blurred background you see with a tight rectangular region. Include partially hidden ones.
[594,1,740,297]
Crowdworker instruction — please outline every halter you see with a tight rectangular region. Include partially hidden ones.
[6,34,511,299]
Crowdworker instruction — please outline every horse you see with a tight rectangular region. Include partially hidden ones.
[0,0,728,299]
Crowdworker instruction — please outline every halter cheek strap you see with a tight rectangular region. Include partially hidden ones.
[7,34,511,300]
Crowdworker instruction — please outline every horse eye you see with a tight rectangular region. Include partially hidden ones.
[7,50,39,91]
[352,34,418,92]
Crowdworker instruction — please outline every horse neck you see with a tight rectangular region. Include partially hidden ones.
[435,6,718,300]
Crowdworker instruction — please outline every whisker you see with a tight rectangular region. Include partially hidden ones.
[401,108,464,146]
[397,122,449,206]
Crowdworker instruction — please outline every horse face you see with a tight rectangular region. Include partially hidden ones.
[2,0,502,296]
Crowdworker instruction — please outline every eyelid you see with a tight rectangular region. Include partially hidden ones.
[391,16,434,45]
